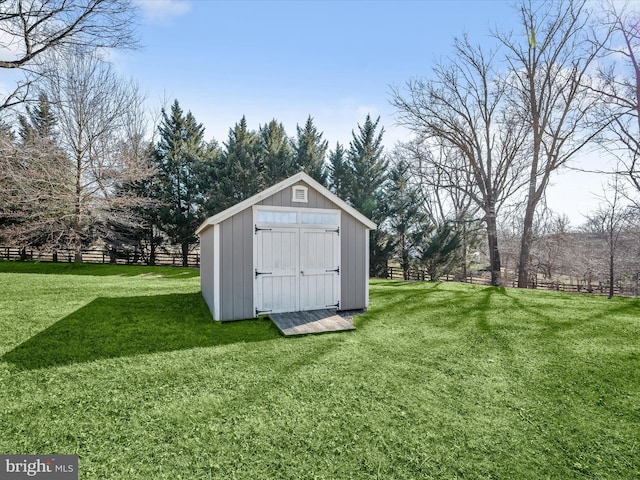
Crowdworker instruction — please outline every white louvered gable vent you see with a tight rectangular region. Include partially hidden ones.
[292,185,308,203]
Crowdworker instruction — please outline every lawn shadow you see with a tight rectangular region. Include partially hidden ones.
[2,292,280,370]
[363,280,484,330]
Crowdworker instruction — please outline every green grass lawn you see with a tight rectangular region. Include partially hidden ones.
[1,261,639,479]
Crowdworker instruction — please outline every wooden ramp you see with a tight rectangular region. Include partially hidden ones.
[269,309,355,336]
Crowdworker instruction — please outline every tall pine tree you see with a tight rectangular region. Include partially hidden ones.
[386,158,431,280]
[18,92,57,142]
[347,114,387,220]
[208,116,262,214]
[328,142,349,197]
[154,100,208,266]
[260,119,295,184]
[294,115,328,185]
[347,114,390,277]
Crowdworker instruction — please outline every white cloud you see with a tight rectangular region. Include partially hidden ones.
[136,0,191,24]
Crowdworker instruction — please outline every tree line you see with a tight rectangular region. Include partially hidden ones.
[0,79,462,275]
[0,0,639,292]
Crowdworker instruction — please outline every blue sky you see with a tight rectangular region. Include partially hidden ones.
[123,0,611,224]
[127,0,516,146]
[0,0,609,224]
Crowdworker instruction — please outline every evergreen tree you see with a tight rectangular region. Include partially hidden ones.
[198,139,223,216]
[294,116,328,185]
[346,114,387,221]
[18,92,56,142]
[347,114,390,277]
[154,100,208,266]
[420,223,462,281]
[386,158,431,280]
[328,142,349,197]
[260,119,295,184]
[209,116,261,214]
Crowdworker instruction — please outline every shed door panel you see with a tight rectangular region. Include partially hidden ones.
[255,222,341,315]
[300,229,340,310]
[256,228,298,313]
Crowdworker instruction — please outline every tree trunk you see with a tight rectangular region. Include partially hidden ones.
[74,153,83,264]
[518,170,550,288]
[608,237,615,300]
[460,222,468,281]
[148,227,156,266]
[486,207,501,286]
[401,235,409,281]
[181,242,189,267]
[518,207,535,289]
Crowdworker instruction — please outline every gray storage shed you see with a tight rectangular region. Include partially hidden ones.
[196,172,377,321]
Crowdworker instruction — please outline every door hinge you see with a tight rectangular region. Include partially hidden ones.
[255,307,273,316]
[325,266,340,275]
[326,301,340,309]
[326,226,340,235]
[255,225,272,234]
[255,269,273,278]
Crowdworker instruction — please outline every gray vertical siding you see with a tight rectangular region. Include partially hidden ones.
[340,213,368,310]
[219,207,254,320]
[199,226,215,315]
[203,179,372,320]
[259,181,337,209]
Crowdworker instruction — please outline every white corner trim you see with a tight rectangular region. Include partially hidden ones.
[365,229,370,308]
[213,224,221,320]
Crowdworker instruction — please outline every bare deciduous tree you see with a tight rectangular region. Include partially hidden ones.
[597,2,640,206]
[496,0,611,288]
[395,138,484,279]
[0,0,138,109]
[392,35,529,285]
[39,49,152,260]
[529,213,573,281]
[583,177,633,299]
[0,128,74,248]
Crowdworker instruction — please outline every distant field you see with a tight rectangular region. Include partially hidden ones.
[1,261,639,479]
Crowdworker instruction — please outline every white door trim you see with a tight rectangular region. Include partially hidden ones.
[253,206,341,316]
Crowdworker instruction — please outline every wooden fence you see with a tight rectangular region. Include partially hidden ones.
[1,246,200,268]
[385,266,640,297]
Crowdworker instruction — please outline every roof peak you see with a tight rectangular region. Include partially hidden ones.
[196,172,376,235]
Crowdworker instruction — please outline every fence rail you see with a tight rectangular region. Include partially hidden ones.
[1,246,200,268]
[386,266,640,297]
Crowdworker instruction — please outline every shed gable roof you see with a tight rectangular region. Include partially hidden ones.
[196,172,377,235]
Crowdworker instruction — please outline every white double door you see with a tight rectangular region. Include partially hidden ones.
[255,227,340,314]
